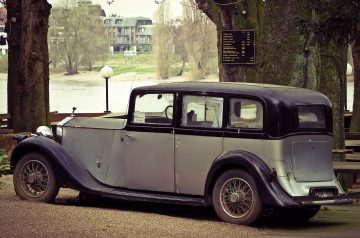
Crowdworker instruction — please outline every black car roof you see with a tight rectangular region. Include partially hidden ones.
[132,82,331,106]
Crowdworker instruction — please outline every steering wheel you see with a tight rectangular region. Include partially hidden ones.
[164,105,173,119]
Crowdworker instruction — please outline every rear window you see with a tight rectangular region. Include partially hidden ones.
[298,105,326,129]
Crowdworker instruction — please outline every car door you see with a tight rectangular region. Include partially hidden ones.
[123,92,175,193]
[174,95,224,195]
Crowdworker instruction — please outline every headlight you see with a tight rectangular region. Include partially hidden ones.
[35,126,54,139]
[56,126,63,137]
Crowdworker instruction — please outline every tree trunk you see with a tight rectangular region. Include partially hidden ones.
[350,38,360,132]
[196,0,319,86]
[6,0,51,132]
[196,0,265,82]
[319,43,347,161]
[195,1,346,158]
[258,1,320,89]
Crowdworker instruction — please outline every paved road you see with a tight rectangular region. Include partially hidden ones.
[1,175,360,238]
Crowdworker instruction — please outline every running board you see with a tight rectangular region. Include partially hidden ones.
[101,188,206,206]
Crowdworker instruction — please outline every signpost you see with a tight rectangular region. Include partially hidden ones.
[124,46,137,64]
[221,30,255,64]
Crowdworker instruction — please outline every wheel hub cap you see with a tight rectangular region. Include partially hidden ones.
[27,172,43,184]
[20,160,49,198]
[220,177,254,219]
[27,174,36,184]
[230,193,240,203]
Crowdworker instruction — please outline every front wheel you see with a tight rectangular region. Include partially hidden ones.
[212,169,263,225]
[13,152,59,202]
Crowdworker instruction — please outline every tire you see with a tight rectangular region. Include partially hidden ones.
[13,152,59,202]
[212,169,263,225]
[277,206,320,222]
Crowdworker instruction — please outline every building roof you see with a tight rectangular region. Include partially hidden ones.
[102,17,124,27]
[103,16,152,27]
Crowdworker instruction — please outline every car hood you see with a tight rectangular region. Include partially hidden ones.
[62,117,126,130]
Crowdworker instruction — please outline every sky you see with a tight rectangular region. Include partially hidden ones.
[49,0,183,19]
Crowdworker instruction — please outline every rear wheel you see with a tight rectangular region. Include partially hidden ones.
[212,169,263,225]
[13,152,59,202]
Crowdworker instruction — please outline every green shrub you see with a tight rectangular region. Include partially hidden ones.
[0,149,9,189]
[0,55,8,73]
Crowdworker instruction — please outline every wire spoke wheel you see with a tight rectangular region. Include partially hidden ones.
[14,153,59,202]
[20,160,49,198]
[220,177,253,218]
[212,169,262,225]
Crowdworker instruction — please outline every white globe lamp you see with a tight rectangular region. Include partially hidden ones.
[100,66,113,113]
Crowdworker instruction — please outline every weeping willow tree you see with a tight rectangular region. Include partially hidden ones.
[153,1,173,79]
[48,0,109,74]
[181,0,217,79]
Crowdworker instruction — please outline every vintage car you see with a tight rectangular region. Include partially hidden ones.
[11,82,352,225]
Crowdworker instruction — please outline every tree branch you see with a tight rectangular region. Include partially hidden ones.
[195,0,217,22]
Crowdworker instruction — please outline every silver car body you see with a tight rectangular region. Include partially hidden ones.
[11,82,351,210]
[59,117,343,198]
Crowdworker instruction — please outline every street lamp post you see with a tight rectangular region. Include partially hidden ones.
[345,63,353,112]
[100,66,113,113]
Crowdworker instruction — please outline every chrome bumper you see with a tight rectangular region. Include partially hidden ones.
[293,196,353,206]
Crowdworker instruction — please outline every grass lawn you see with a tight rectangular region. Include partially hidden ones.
[48,53,191,77]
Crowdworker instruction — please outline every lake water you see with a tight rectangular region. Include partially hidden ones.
[0,76,158,114]
[0,76,355,114]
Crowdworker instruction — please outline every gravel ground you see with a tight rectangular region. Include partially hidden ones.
[0,175,266,238]
[2,173,360,238]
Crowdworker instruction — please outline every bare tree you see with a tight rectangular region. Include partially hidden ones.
[153,1,173,79]
[172,18,187,76]
[182,0,217,79]
[49,0,108,74]
[79,8,109,71]
[48,7,65,69]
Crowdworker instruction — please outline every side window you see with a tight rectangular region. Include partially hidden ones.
[228,99,263,129]
[181,95,223,128]
[132,93,174,125]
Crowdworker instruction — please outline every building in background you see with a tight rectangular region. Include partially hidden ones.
[103,16,153,53]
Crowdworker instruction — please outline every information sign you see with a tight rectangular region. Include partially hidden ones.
[221,30,255,64]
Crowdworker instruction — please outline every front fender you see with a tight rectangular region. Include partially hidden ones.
[204,150,298,207]
[10,136,103,194]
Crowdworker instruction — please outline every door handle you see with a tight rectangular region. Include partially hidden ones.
[125,134,135,140]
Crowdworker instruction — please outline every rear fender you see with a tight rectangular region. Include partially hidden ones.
[10,136,103,194]
[204,150,297,207]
